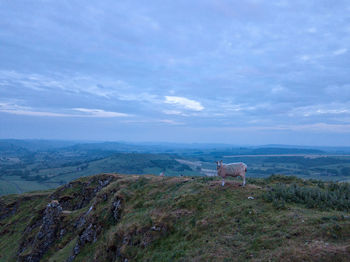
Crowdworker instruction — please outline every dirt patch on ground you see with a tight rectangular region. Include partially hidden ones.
[172,208,193,218]
[208,180,258,189]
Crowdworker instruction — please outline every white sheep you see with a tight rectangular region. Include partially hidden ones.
[216,160,247,187]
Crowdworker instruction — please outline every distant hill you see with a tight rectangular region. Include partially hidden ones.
[2,139,346,154]
[0,152,198,195]
[1,174,349,261]
[250,147,324,155]
[0,139,79,151]
[2,139,350,196]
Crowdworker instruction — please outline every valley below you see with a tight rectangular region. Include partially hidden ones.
[1,140,350,195]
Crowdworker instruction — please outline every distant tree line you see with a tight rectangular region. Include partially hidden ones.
[341,167,350,176]
[267,156,349,168]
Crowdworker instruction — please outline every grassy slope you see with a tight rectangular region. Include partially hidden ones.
[0,176,56,195]
[1,174,350,262]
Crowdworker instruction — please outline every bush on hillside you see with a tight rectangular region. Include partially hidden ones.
[264,182,350,212]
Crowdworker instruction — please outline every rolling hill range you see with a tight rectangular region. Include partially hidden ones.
[0,151,198,195]
[1,174,350,261]
[2,139,350,196]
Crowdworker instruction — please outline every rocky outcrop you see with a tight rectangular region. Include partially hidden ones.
[67,196,123,261]
[112,198,122,221]
[50,174,117,211]
[17,188,123,262]
[0,200,17,220]
[19,200,63,262]
[67,223,102,262]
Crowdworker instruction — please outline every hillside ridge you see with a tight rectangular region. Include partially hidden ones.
[1,174,350,261]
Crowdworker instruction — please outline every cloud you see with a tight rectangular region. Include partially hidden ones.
[333,48,347,56]
[0,70,157,103]
[0,102,69,117]
[270,85,287,94]
[0,70,120,98]
[162,110,185,116]
[306,27,317,33]
[324,84,350,100]
[158,119,183,125]
[72,108,129,117]
[268,123,350,133]
[122,118,183,125]
[206,123,350,133]
[220,102,270,113]
[298,55,311,62]
[2,1,350,143]
[164,96,204,111]
[0,109,69,117]
[0,102,130,118]
[297,54,325,63]
[289,104,350,117]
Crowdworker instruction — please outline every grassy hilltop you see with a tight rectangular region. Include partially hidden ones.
[1,174,350,261]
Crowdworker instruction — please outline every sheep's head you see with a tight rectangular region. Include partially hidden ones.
[215,160,223,170]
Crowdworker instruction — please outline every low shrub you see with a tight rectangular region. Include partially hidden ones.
[263,182,350,211]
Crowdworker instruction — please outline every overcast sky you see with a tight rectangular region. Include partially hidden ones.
[1,0,350,145]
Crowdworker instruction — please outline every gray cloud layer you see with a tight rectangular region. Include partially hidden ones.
[0,0,350,144]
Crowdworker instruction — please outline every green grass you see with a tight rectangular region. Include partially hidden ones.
[47,237,77,262]
[0,177,55,195]
[0,179,20,195]
[1,174,350,261]
[0,193,50,261]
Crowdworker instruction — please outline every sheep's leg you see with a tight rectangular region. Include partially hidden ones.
[242,176,246,187]
[222,178,225,187]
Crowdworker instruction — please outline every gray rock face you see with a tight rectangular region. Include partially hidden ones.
[67,197,123,261]
[96,178,112,192]
[0,201,18,220]
[19,200,63,262]
[112,198,122,221]
[79,223,100,245]
[51,175,116,211]
[75,214,87,228]
[67,223,102,262]
[37,201,62,239]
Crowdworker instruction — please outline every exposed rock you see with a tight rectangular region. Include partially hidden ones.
[102,193,108,201]
[50,174,117,211]
[151,225,161,231]
[0,201,18,220]
[87,205,94,214]
[96,177,112,192]
[74,204,95,229]
[19,200,62,262]
[17,212,44,255]
[112,198,122,221]
[74,215,87,229]
[60,228,66,238]
[67,223,102,262]
[67,195,123,261]
[80,223,100,245]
